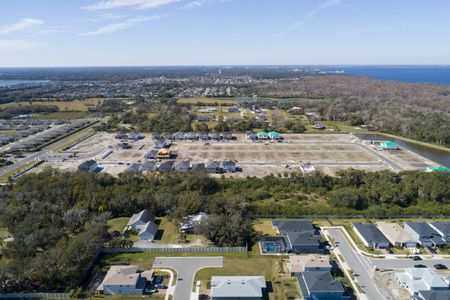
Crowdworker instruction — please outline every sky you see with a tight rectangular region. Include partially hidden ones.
[0,0,450,67]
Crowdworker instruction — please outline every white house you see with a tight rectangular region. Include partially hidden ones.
[376,222,418,248]
[126,209,158,241]
[395,268,449,299]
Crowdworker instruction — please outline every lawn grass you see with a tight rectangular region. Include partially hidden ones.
[0,161,36,184]
[194,253,300,300]
[253,219,277,236]
[155,218,180,244]
[107,218,129,233]
[0,98,103,112]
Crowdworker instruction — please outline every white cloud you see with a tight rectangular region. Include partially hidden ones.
[272,0,354,37]
[0,39,43,51]
[181,0,226,10]
[0,18,44,35]
[79,15,163,36]
[82,0,179,11]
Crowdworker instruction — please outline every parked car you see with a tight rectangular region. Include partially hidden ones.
[434,264,447,270]
[412,256,422,261]
[414,264,427,268]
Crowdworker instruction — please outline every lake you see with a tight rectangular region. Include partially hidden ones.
[354,133,450,168]
[0,80,51,87]
[319,66,450,85]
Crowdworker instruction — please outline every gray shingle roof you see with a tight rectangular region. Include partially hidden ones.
[272,220,315,234]
[353,222,390,245]
[297,271,345,294]
[211,276,266,297]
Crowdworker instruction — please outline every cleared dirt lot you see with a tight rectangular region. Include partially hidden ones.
[36,133,435,177]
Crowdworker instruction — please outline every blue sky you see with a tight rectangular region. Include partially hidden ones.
[0,0,449,67]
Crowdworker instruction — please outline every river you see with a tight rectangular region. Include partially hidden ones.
[354,133,450,168]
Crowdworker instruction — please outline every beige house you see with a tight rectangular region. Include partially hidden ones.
[287,254,332,273]
[376,222,417,248]
[97,265,150,295]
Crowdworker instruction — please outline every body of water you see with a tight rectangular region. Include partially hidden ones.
[0,80,50,87]
[355,133,450,168]
[320,66,450,85]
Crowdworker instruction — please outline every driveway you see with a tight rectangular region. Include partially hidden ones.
[153,256,223,300]
[328,229,387,300]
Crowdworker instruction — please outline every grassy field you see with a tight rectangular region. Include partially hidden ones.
[178,97,238,105]
[0,98,103,112]
[0,161,37,184]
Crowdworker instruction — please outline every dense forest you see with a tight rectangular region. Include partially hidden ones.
[1,168,449,292]
[257,75,450,146]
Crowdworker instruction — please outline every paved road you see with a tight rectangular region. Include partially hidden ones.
[153,256,223,300]
[371,257,450,269]
[0,127,95,177]
[328,229,386,300]
[360,143,403,171]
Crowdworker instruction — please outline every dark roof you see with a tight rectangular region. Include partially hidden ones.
[287,232,323,247]
[191,163,206,171]
[141,161,156,171]
[430,222,450,235]
[125,163,141,173]
[79,160,97,168]
[419,290,450,300]
[296,271,345,295]
[272,220,315,234]
[158,160,174,172]
[353,222,390,245]
[406,222,441,237]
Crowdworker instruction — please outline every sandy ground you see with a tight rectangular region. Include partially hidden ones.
[32,132,436,177]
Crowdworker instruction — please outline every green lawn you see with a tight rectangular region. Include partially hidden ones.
[253,219,277,236]
[107,218,129,233]
[195,253,300,300]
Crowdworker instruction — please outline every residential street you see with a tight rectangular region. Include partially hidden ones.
[153,256,223,300]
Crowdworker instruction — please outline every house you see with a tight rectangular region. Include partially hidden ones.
[221,160,236,173]
[138,221,158,241]
[296,271,350,300]
[425,166,450,173]
[145,149,159,159]
[287,254,332,274]
[125,163,141,174]
[396,268,449,300]
[429,222,450,243]
[312,124,326,130]
[379,141,400,150]
[157,160,174,172]
[115,132,128,140]
[152,132,161,140]
[199,107,217,113]
[206,160,222,173]
[210,276,266,300]
[352,222,390,249]
[184,132,197,140]
[78,160,100,173]
[163,132,173,140]
[118,142,132,150]
[211,133,221,142]
[404,222,446,248]
[156,148,172,159]
[256,131,268,140]
[198,132,210,140]
[191,163,206,172]
[286,232,324,254]
[180,212,208,233]
[174,160,190,172]
[272,220,316,235]
[126,209,158,242]
[141,161,156,172]
[228,106,240,113]
[246,132,257,141]
[128,132,144,141]
[126,209,155,230]
[97,265,148,295]
[268,131,283,141]
[299,163,317,174]
[376,222,418,248]
[259,236,287,254]
[154,140,171,149]
[174,132,185,140]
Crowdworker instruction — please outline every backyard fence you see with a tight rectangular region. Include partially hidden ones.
[101,246,247,254]
[0,293,69,299]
